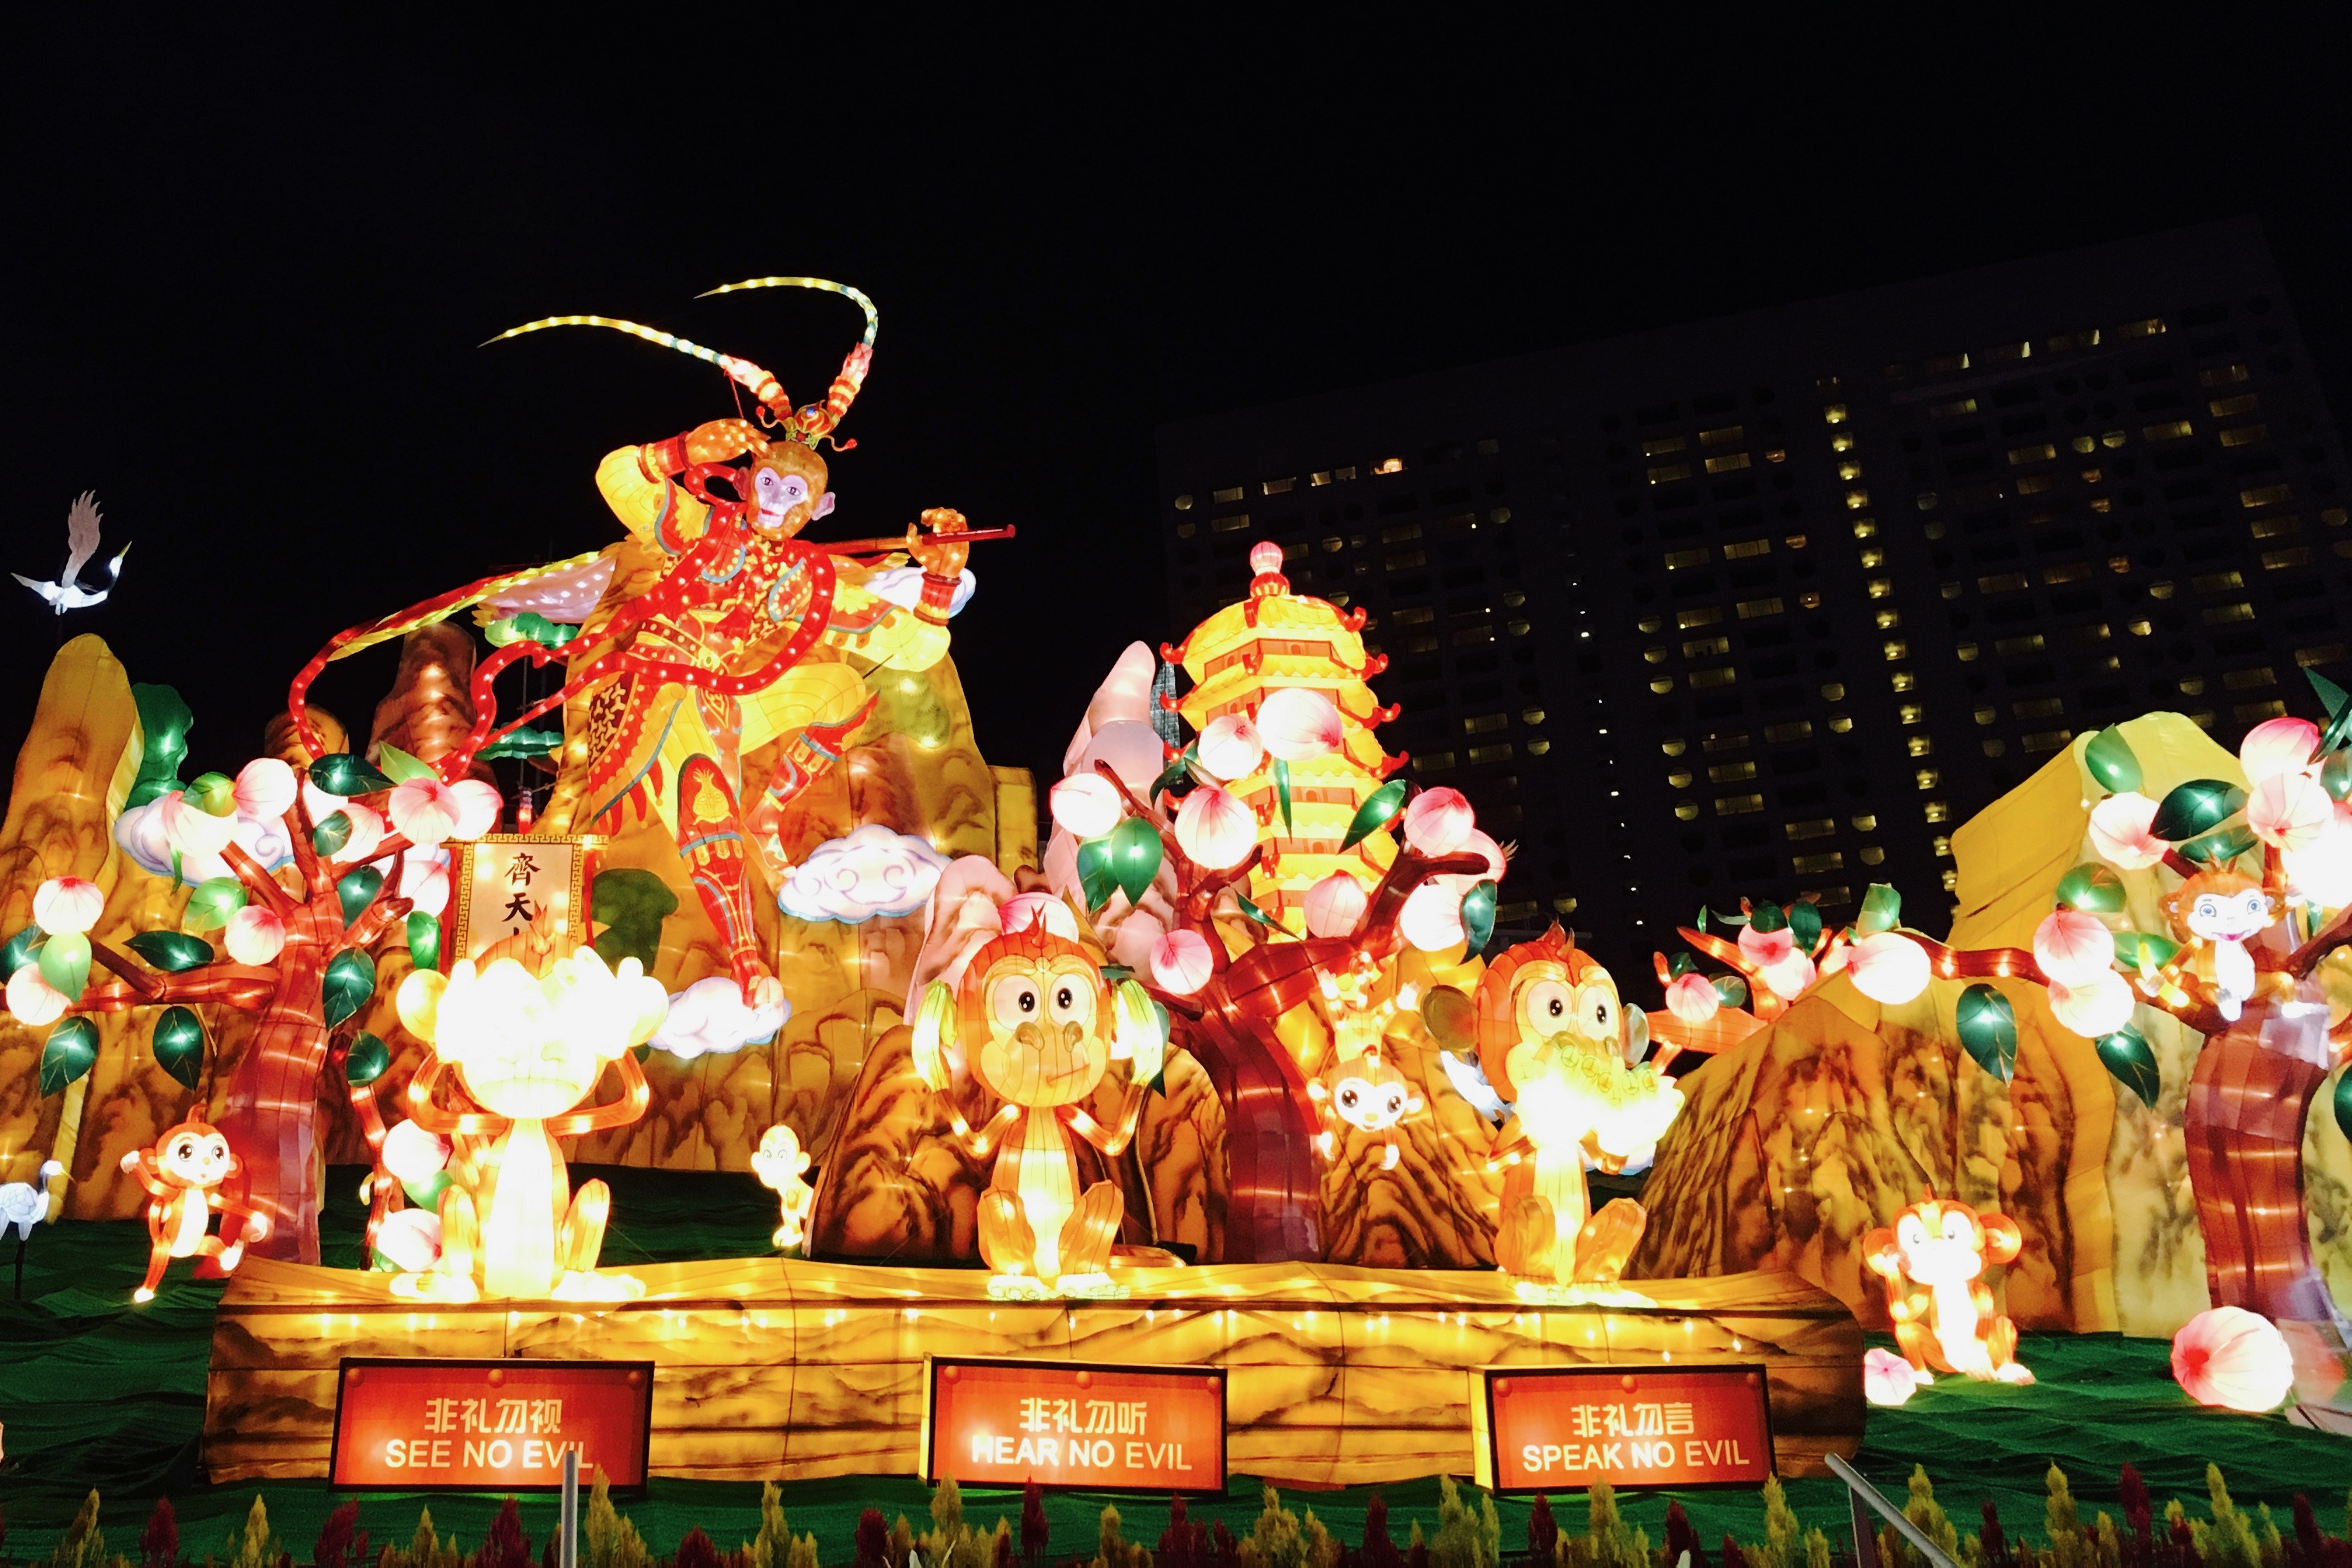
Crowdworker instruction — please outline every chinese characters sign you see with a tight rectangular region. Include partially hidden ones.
[1472,1365,1773,1491]
[923,1358,1224,1492]
[330,1358,653,1490]
[451,836,592,965]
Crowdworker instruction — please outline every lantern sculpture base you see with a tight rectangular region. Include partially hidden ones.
[203,1255,1862,1486]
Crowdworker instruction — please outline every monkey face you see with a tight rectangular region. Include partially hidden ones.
[1501,960,1628,1115]
[970,954,1111,1108]
[1895,1202,1989,1287]
[748,447,833,537]
[161,1125,235,1190]
[2187,885,2273,943]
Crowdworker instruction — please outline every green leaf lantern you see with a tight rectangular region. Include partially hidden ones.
[37,931,92,1001]
[1076,838,1118,912]
[322,950,377,1028]
[1786,900,1823,953]
[1108,817,1163,907]
[1955,984,2018,1083]
[38,1017,100,1095]
[2176,824,2258,869]
[1746,902,1787,934]
[185,771,239,817]
[152,1006,207,1091]
[126,930,213,972]
[2083,726,2144,794]
[126,683,195,810]
[2095,1026,2162,1108]
[2148,779,2245,844]
[1666,950,1696,979]
[2111,930,2181,972]
[479,725,564,763]
[406,911,443,972]
[2054,863,2127,916]
[1,925,46,981]
[309,753,393,796]
[183,877,248,933]
[1857,883,1904,935]
[2336,1065,2352,1146]
[344,1031,392,1088]
[1460,880,1499,951]
[338,866,385,929]
[1712,974,1750,1010]
[1150,744,1198,802]
[1342,779,1409,850]
[2323,750,2352,803]
[375,744,438,784]
[312,811,353,857]
[1236,892,1283,930]
[2311,667,2352,756]
[1275,758,1295,835]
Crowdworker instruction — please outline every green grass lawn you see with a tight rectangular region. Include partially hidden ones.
[2,1167,2345,1563]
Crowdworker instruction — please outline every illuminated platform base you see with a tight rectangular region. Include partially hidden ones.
[204,1257,1862,1486]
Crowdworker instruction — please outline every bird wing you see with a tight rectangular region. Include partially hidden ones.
[62,490,101,586]
[14,572,62,604]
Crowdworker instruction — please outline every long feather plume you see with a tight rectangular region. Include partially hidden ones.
[62,490,100,587]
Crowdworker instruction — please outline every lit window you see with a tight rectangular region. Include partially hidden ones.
[1677,606,1723,629]
[1940,582,1963,599]
[2198,363,2249,387]
[1332,465,1358,482]
[1664,547,1711,569]
[1845,489,1870,510]
[1765,720,1814,742]
[1176,521,1197,539]
[1372,457,1405,475]
[2219,424,2270,448]
[1860,547,1885,569]
[1899,704,1924,725]
[1700,425,1745,448]
[1876,609,1902,629]
[2297,643,2350,666]
[2021,730,2074,753]
[1381,523,1423,544]
[2242,483,2294,509]
[1907,736,1933,758]
[1645,646,1670,664]
[2264,547,2313,569]
[1736,596,1784,620]
[2222,667,2275,690]
[1705,453,1752,474]
[1309,472,1332,488]
[1723,538,1770,560]
[1263,477,1295,495]
[1942,869,1960,891]
[1977,572,2029,594]
[1859,847,1886,866]
[2209,393,2260,417]
[1649,678,1674,695]
[1785,817,1838,841]
[1507,619,1530,636]
[2100,430,2127,449]
[1689,666,1739,689]
[2120,317,2166,337]
[1715,793,1765,815]
[1791,851,1844,876]
[2192,570,2245,593]
[1175,494,1196,511]
[1466,743,1514,765]
[1668,770,1693,788]
[1416,751,1456,772]
[1838,461,1864,481]
[1932,835,1952,857]
[1321,535,1344,552]
[1916,768,1940,789]
[1709,760,1758,784]
[2150,580,2177,598]
[1821,683,1845,700]
[1854,518,1878,540]
[2142,420,2193,443]
[1683,636,1730,657]
[1212,486,1245,504]
[1890,671,1916,692]
[1521,707,1546,725]
[2179,676,2207,696]
[1674,802,1699,821]
[1391,606,1436,626]
[1386,551,1426,570]
[1851,814,1878,831]
[1650,462,1694,485]
[1924,800,1949,823]
[2017,474,2059,495]
[1643,436,1688,457]
[1932,397,1978,419]
[1829,434,1853,452]
[1661,739,1687,756]
[1464,713,1509,735]
[2203,602,2256,625]
[2013,697,2066,719]
[1823,404,1848,424]
[1883,640,1908,661]
[2008,442,2057,465]
[1994,634,2045,657]
[1827,714,1854,733]
[1214,513,1252,533]
[1956,643,1980,662]
[1800,591,1823,608]
[1867,578,1893,599]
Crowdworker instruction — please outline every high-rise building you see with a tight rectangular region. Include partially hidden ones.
[1154,219,2349,984]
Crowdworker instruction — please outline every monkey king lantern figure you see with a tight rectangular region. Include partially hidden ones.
[289,279,980,1013]
[910,917,1165,1296]
[1475,926,1684,1292]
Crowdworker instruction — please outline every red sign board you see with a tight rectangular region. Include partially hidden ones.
[1473,1364,1774,1491]
[330,1358,655,1490]
[923,1357,1226,1493]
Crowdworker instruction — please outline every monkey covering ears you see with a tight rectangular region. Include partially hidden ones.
[2163,866,2280,1023]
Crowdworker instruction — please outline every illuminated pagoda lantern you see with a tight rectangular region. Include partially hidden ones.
[1163,540,1405,923]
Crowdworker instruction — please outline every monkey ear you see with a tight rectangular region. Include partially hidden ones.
[811,491,837,522]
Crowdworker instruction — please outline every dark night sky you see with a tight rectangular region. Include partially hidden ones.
[5,17,2349,801]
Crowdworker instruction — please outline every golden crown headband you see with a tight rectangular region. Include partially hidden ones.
[483,275,879,448]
